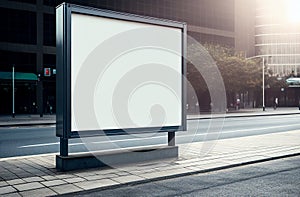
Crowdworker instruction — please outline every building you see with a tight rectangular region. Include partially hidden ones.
[254,0,300,107]
[0,0,255,115]
[255,0,300,76]
[0,0,56,115]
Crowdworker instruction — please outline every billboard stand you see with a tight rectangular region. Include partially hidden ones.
[56,145,178,172]
[56,3,186,171]
[60,138,68,156]
[168,132,175,146]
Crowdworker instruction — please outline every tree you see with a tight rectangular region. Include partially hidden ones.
[187,43,262,109]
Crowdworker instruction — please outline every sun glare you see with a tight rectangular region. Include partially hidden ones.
[287,0,300,23]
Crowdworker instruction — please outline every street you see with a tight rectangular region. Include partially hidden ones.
[1,114,300,158]
[68,156,300,196]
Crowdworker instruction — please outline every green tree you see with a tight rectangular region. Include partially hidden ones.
[187,43,262,108]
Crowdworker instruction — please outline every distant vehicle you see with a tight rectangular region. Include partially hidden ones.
[286,77,300,85]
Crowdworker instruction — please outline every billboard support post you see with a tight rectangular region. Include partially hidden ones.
[60,138,68,157]
[168,132,175,146]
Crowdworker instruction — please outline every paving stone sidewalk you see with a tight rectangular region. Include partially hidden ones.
[0,130,300,196]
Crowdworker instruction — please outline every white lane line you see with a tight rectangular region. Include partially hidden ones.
[91,123,300,144]
[217,123,300,134]
[19,142,59,148]
[18,142,85,148]
[17,123,300,148]
[69,142,85,146]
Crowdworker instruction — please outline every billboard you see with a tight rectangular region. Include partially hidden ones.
[56,3,186,138]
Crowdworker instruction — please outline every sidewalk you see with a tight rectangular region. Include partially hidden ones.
[188,107,300,119]
[0,130,300,196]
[0,107,300,127]
[0,107,300,195]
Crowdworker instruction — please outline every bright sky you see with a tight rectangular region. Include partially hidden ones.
[287,0,300,23]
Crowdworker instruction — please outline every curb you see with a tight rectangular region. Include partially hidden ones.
[187,112,300,120]
[61,152,300,196]
[0,122,55,127]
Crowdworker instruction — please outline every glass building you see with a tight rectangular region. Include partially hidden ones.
[255,0,300,76]
[0,0,254,114]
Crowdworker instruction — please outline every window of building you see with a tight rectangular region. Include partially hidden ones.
[43,0,56,6]
[0,50,36,73]
[43,14,55,46]
[8,0,36,4]
[44,54,55,67]
[0,8,36,44]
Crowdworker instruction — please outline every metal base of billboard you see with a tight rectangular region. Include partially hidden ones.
[56,145,178,172]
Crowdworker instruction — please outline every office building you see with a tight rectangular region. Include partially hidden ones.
[255,0,300,76]
[0,0,255,114]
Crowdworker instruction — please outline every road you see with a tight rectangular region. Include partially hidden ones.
[1,114,300,158]
[67,156,300,196]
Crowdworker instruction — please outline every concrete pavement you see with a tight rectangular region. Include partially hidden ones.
[1,107,300,196]
[71,156,300,196]
[0,129,300,196]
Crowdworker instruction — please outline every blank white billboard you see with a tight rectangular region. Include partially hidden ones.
[71,12,183,132]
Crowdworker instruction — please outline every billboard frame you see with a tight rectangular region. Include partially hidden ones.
[56,3,187,156]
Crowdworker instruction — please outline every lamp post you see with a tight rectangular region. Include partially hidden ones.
[262,57,265,111]
[246,56,269,111]
[12,65,15,118]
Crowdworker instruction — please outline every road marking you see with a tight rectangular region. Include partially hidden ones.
[18,142,85,148]
[91,124,300,144]
[19,142,59,148]
[213,123,300,134]
[17,124,300,148]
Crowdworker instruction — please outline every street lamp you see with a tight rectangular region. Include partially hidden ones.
[262,57,265,111]
[12,65,15,118]
[246,56,271,111]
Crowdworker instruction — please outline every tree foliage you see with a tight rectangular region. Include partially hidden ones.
[203,44,261,94]
[187,43,263,107]
[187,43,289,108]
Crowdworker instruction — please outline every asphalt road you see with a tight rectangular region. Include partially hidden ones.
[67,156,300,196]
[1,114,300,158]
